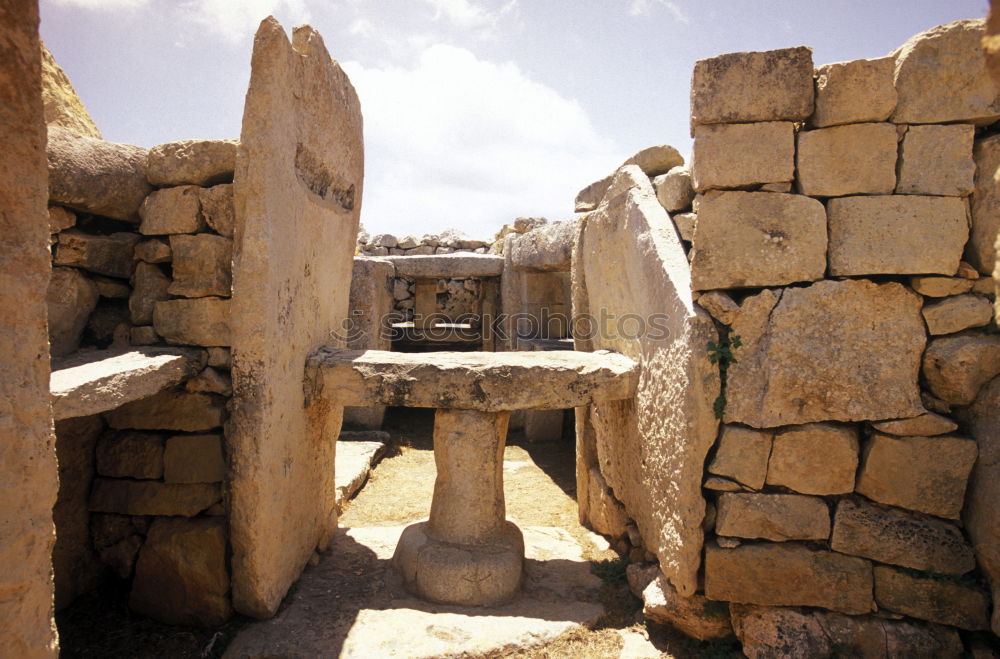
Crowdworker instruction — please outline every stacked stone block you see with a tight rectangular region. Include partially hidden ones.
[672,18,1000,651]
[359,230,492,256]
[45,137,237,625]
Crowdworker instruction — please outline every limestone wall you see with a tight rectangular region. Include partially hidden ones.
[45,135,236,624]
[575,17,1000,653]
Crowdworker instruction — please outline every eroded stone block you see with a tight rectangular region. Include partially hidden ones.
[968,135,1000,275]
[922,332,1000,405]
[874,565,989,631]
[811,56,896,127]
[139,185,206,235]
[106,390,225,432]
[154,297,231,347]
[765,423,858,495]
[795,123,897,196]
[896,124,975,196]
[692,122,794,191]
[95,431,164,479]
[706,425,771,490]
[163,434,225,484]
[922,294,993,335]
[146,139,238,187]
[715,493,830,542]
[168,234,233,298]
[55,229,139,279]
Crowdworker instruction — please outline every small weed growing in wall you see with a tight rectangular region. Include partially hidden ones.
[708,326,741,419]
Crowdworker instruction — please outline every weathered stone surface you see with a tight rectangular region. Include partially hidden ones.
[726,280,924,427]
[130,325,157,345]
[168,234,233,298]
[731,605,963,659]
[309,348,637,411]
[129,261,170,325]
[89,478,220,516]
[47,126,151,222]
[695,290,738,325]
[199,183,234,238]
[343,258,393,429]
[623,144,685,177]
[206,347,231,369]
[911,275,974,297]
[827,195,968,276]
[90,514,145,579]
[0,7,60,653]
[690,47,814,128]
[796,123,898,196]
[716,493,830,542]
[707,425,771,490]
[971,275,995,296]
[508,220,576,272]
[856,433,977,519]
[897,124,975,196]
[229,18,364,619]
[48,205,76,233]
[184,366,231,396]
[871,412,957,436]
[574,174,612,213]
[705,543,872,614]
[811,56,896,127]
[641,575,732,641]
[134,237,171,263]
[690,191,826,290]
[106,389,225,431]
[92,275,129,299]
[892,19,1000,125]
[766,423,859,495]
[95,430,164,479]
[831,498,975,575]
[163,434,225,484]
[652,166,694,212]
[922,332,1000,405]
[692,122,794,191]
[957,375,1000,635]
[585,467,629,539]
[335,439,386,512]
[146,139,238,187]
[385,254,503,278]
[968,135,1000,275]
[130,517,231,626]
[874,565,990,630]
[154,297,231,347]
[47,266,99,358]
[54,229,139,279]
[138,185,206,235]
[52,416,105,611]
[370,233,397,248]
[574,165,720,597]
[40,42,101,138]
[922,294,993,335]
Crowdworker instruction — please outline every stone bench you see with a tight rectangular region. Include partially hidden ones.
[50,347,203,420]
[305,348,638,606]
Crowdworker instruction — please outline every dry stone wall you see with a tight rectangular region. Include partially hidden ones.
[576,16,1000,654]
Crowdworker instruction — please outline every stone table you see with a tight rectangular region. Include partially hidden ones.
[305,348,638,606]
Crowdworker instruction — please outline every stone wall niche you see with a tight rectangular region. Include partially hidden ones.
[229,17,363,618]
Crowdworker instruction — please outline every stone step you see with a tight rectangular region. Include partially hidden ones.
[305,347,638,411]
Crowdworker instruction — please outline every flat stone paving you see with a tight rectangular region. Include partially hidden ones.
[224,416,658,658]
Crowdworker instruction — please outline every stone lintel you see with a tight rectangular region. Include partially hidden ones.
[386,254,504,279]
[306,348,638,411]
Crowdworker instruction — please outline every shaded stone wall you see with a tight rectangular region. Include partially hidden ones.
[0,0,60,653]
[575,16,1000,653]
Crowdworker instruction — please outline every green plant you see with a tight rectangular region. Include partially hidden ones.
[708,326,741,419]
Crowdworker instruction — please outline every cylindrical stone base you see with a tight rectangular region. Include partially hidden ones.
[392,520,524,607]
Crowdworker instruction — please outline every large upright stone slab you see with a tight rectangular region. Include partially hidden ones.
[229,18,363,619]
[968,135,1000,275]
[891,19,1000,125]
[342,257,393,429]
[726,280,925,427]
[574,165,720,598]
[0,3,60,654]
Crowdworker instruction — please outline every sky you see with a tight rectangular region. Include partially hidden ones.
[40,0,989,239]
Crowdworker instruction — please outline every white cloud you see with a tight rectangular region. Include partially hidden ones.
[178,0,312,44]
[343,44,620,238]
[422,0,491,28]
[47,0,150,9]
[628,0,689,23]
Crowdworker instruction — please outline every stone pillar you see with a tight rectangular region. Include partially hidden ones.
[0,0,60,654]
[393,408,524,606]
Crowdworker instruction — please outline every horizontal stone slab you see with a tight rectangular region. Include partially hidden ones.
[386,254,504,279]
[88,478,221,516]
[305,348,638,411]
[50,347,204,420]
